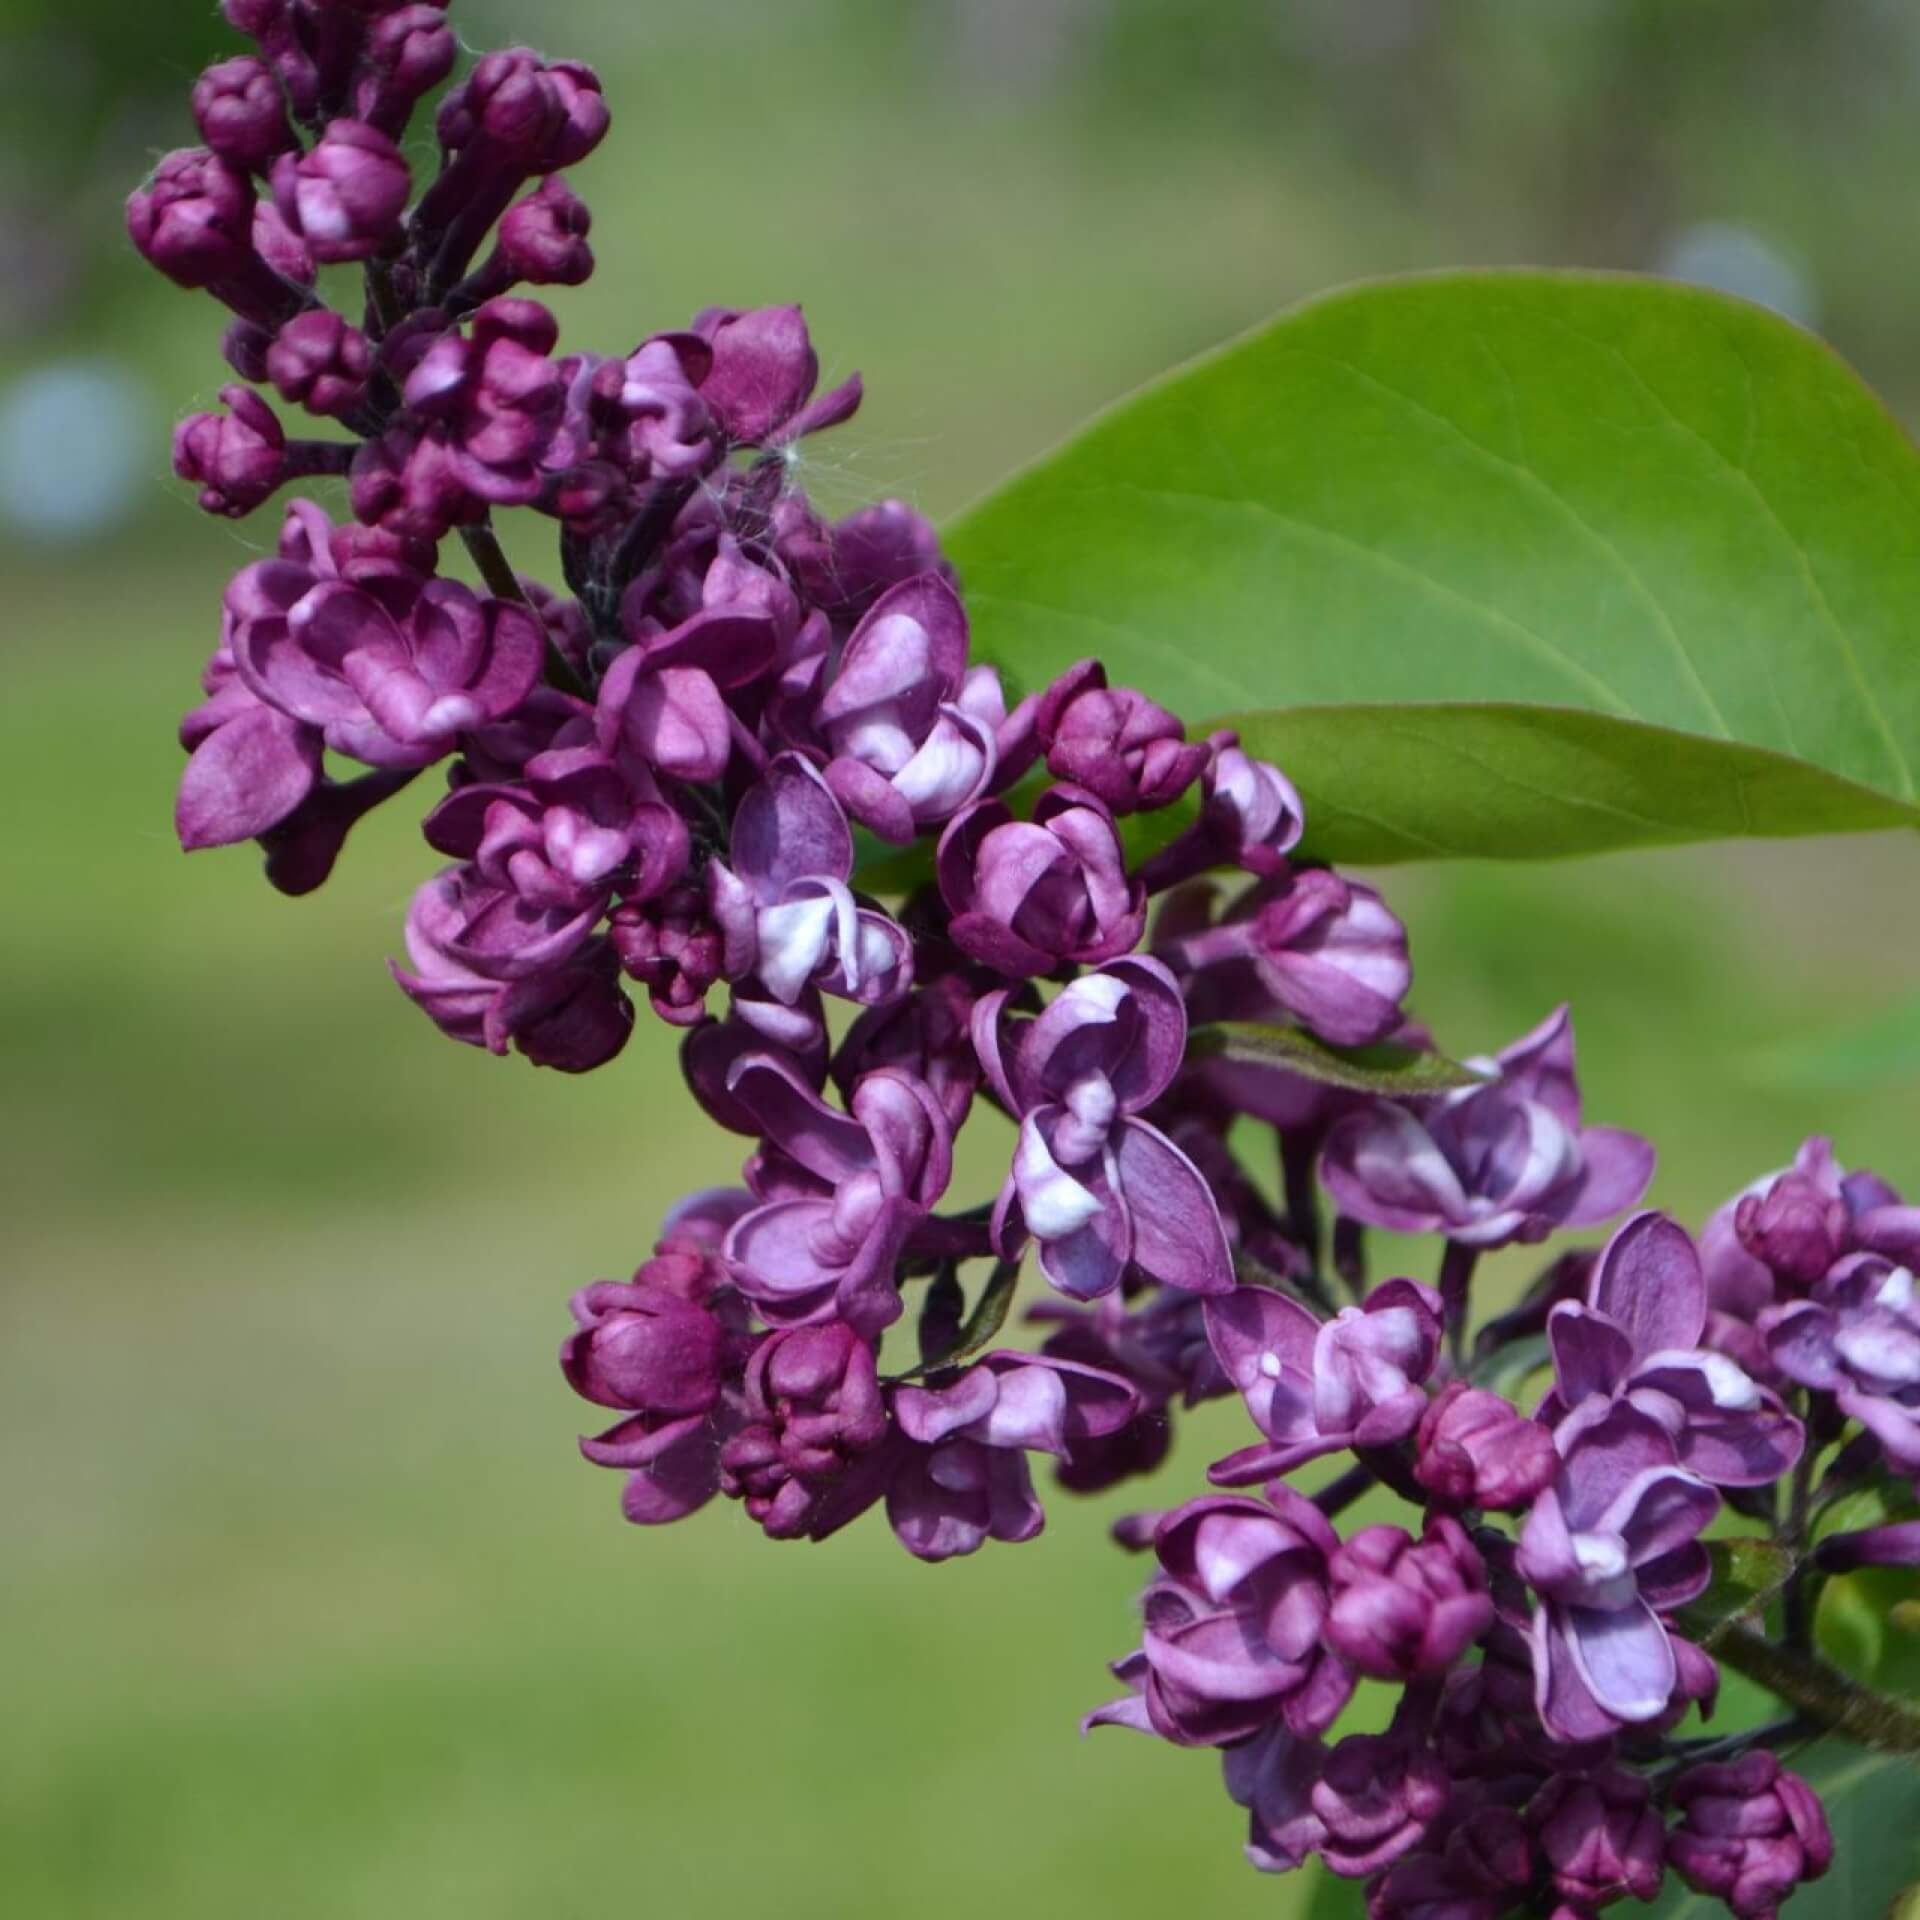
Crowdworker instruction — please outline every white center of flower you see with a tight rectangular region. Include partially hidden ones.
[1878,1267,1916,1314]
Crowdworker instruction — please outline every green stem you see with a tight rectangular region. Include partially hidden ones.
[1439,1240,1478,1367]
[1781,1419,1819,1653]
[1713,1623,1920,1754]
[458,521,590,698]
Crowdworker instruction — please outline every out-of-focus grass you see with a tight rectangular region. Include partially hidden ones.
[7,4,1920,1915]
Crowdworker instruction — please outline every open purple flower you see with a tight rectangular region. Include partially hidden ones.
[973,957,1234,1299]
[1764,1252,1920,1470]
[809,574,1012,844]
[706,754,912,1008]
[887,1349,1140,1560]
[1312,1727,1450,1879]
[692,303,863,451]
[937,783,1146,977]
[1205,1278,1443,1484]
[1322,1007,1654,1250]
[1086,1485,1354,1747]
[721,1054,958,1335]
[1544,1212,1803,1487]
[1516,1402,1718,1742]
[1527,1765,1666,1911]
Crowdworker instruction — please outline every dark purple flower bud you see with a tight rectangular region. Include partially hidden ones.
[1416,1382,1558,1511]
[251,196,314,286]
[258,766,416,895]
[356,5,459,137]
[1312,1730,1450,1879]
[611,886,725,1027]
[1086,1486,1354,1747]
[693,303,862,449]
[938,784,1146,978]
[591,333,716,481]
[1528,1767,1665,1910]
[192,56,297,173]
[1735,1171,1850,1289]
[173,385,286,517]
[1205,1278,1442,1482]
[803,499,955,627]
[1816,1519,1920,1571]
[272,119,410,265]
[1517,1404,1718,1742]
[1325,1518,1495,1683]
[266,311,373,420]
[975,958,1234,1299]
[127,149,256,288]
[1136,730,1305,891]
[1032,660,1206,815]
[562,1281,730,1417]
[404,299,567,507]
[496,175,595,286]
[351,423,476,542]
[1667,1750,1833,1919]
[1323,1007,1655,1250]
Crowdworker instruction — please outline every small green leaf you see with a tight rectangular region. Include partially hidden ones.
[1187,1022,1485,1094]
[949,272,1920,864]
[1675,1538,1798,1647]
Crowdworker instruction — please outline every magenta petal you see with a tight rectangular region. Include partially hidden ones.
[1559,1125,1657,1227]
[1114,1119,1235,1294]
[176,705,321,848]
[618,1418,724,1524]
[1591,1211,1707,1355]
[1533,1605,1624,1744]
[1565,1597,1677,1723]
[1549,1303,1635,1406]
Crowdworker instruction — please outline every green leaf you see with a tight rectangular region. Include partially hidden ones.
[947,272,1920,864]
[1186,1022,1485,1094]
[1648,1736,1920,1917]
[1469,1330,1552,1401]
[1674,1538,1798,1647]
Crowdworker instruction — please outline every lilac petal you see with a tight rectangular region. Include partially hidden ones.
[1204,1286,1320,1443]
[984,1448,1046,1544]
[722,1199,840,1317]
[1763,1301,1846,1390]
[1549,1303,1635,1406]
[1591,1211,1706,1355]
[1565,1597,1677,1722]
[1145,1611,1301,1707]
[886,1441,990,1561]
[176,704,321,848]
[1516,1484,1580,1594]
[1558,1402,1687,1532]
[1557,1126,1657,1228]
[1113,1119,1235,1295]
[1224,1726,1328,1874]
[1634,1540,1713,1612]
[991,1352,1141,1447]
[1206,1435,1348,1485]
[894,1365,1001,1445]
[730,751,854,895]
[618,1417,724,1523]
[823,753,915,844]
[1494,1004,1582,1126]
[819,573,968,723]
[1533,1605,1627,1744]
[1633,1355,1804,1487]
[1837,1387,1920,1470]
[1279,1650,1355,1737]
[725,1052,871,1184]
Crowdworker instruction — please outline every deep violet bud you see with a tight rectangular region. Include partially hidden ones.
[611,887,725,1026]
[1032,660,1206,815]
[356,5,459,137]
[271,120,410,265]
[1528,1767,1666,1910]
[1735,1171,1851,1289]
[127,149,255,288]
[937,784,1146,978]
[1815,1519,1920,1571]
[404,299,566,507]
[562,1282,729,1417]
[1415,1382,1557,1511]
[438,52,610,169]
[497,176,595,286]
[173,385,286,517]
[192,56,297,173]
[1667,1750,1833,1919]
[693,303,862,449]
[267,311,373,420]
[1201,733,1306,874]
[1325,1518,1495,1684]
[1366,1806,1536,1919]
[1312,1730,1450,1879]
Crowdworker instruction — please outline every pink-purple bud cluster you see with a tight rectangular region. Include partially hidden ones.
[135,10,1895,1915]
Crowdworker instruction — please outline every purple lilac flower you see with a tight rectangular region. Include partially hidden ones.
[721,1053,959,1335]
[1528,1765,1665,1912]
[270,118,410,263]
[1415,1381,1558,1512]
[193,55,298,173]
[1205,1278,1443,1483]
[1322,1007,1654,1249]
[1543,1211,1804,1487]
[1764,1252,1920,1470]
[1031,660,1207,815]
[706,754,912,1009]
[1667,1750,1834,1919]
[937,783,1146,977]
[266,310,374,420]
[1313,1728,1451,1879]
[973,957,1234,1299]
[692,303,864,451]
[1516,1402,1718,1742]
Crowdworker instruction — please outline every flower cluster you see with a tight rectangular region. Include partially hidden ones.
[139,10,1909,1917]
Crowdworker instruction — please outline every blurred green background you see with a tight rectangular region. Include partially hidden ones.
[4,2,1920,1914]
